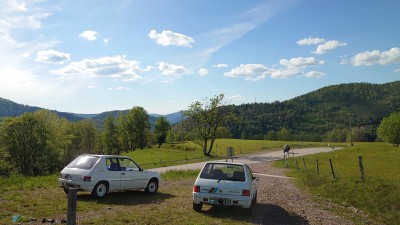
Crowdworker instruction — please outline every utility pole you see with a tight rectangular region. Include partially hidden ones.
[181,110,184,150]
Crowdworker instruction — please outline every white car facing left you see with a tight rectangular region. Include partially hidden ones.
[59,154,160,198]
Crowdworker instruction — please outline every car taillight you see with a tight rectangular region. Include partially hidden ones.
[242,190,250,196]
[193,185,200,192]
[83,176,91,182]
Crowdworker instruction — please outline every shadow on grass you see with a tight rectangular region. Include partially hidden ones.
[76,190,174,206]
[201,203,309,225]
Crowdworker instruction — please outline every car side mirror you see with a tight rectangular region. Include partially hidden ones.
[252,176,259,181]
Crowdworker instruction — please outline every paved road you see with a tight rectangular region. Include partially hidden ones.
[149,147,338,173]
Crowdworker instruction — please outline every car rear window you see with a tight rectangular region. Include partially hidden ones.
[200,163,245,182]
[66,155,100,170]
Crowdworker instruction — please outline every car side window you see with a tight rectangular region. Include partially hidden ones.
[106,158,120,171]
[119,158,140,171]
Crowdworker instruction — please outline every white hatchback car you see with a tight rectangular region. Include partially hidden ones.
[59,154,161,198]
[192,162,258,213]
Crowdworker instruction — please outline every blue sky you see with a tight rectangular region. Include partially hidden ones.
[1,0,399,115]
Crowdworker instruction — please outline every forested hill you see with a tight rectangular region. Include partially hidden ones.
[226,81,400,140]
[0,97,83,122]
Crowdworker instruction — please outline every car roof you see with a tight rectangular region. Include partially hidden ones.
[204,161,248,166]
[80,154,131,159]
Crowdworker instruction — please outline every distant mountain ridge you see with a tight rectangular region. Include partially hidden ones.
[1,81,399,138]
[0,97,184,124]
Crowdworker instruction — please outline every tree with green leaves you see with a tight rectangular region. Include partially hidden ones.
[126,106,150,150]
[103,113,119,154]
[377,112,400,146]
[185,94,235,156]
[154,116,171,148]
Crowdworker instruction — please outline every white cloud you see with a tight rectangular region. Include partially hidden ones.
[148,30,194,48]
[224,64,269,81]
[198,68,208,76]
[280,57,324,68]
[103,38,110,43]
[395,68,400,73]
[52,55,143,82]
[88,85,96,89]
[79,30,98,41]
[304,71,324,78]
[314,40,347,54]
[352,47,400,66]
[213,64,228,68]
[270,68,301,78]
[297,36,325,45]
[158,62,192,77]
[35,49,71,64]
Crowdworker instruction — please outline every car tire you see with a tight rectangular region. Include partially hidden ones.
[253,191,257,205]
[145,179,158,194]
[193,202,203,212]
[63,187,69,195]
[91,181,108,198]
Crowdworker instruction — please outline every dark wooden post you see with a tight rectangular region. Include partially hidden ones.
[358,156,365,181]
[316,159,319,175]
[329,159,335,179]
[302,158,307,172]
[67,188,77,225]
[295,159,299,171]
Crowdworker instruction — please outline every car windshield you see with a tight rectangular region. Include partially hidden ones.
[66,155,100,170]
[200,163,245,182]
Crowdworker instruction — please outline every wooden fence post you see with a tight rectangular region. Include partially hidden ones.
[358,156,365,181]
[329,159,335,179]
[295,159,299,171]
[302,158,307,172]
[67,188,77,225]
[316,159,319,175]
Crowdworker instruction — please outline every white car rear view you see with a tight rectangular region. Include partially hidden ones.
[192,162,258,213]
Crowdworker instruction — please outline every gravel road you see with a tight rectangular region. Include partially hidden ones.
[151,147,375,225]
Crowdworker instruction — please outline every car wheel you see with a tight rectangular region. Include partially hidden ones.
[145,179,158,194]
[193,202,203,212]
[253,191,257,205]
[91,181,108,198]
[63,187,69,195]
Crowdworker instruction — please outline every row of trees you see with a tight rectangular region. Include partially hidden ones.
[0,107,170,176]
[1,93,399,177]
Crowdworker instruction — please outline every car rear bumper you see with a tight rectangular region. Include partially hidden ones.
[59,179,94,192]
[193,193,252,208]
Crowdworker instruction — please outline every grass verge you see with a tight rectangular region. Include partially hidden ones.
[273,142,400,225]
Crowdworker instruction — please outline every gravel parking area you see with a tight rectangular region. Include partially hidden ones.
[248,162,355,225]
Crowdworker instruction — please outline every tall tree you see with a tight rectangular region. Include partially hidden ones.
[103,113,119,155]
[185,94,235,156]
[377,112,400,146]
[154,116,171,148]
[126,107,150,150]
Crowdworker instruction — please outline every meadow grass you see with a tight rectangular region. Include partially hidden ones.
[274,142,400,225]
[126,139,328,169]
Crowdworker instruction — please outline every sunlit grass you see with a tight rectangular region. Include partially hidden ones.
[274,142,400,225]
[125,139,329,169]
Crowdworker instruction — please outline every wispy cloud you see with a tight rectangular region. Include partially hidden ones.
[35,49,71,64]
[213,64,228,68]
[352,47,400,66]
[149,30,194,48]
[296,36,325,45]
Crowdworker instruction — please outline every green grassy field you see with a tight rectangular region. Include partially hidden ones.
[126,139,328,168]
[274,142,400,225]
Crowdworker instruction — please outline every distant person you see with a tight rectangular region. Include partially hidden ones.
[283,144,290,153]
